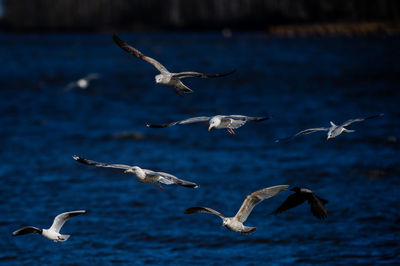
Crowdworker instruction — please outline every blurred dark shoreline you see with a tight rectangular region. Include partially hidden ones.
[1,22,400,37]
[1,0,400,36]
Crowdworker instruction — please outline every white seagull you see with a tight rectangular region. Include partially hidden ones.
[183,185,289,234]
[73,155,199,190]
[146,115,272,135]
[112,33,235,96]
[275,113,384,142]
[12,210,87,243]
[64,73,101,92]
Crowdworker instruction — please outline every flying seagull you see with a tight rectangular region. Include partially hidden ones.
[63,73,101,92]
[146,115,272,135]
[275,113,384,142]
[12,210,87,243]
[183,185,288,234]
[112,33,235,96]
[73,155,199,189]
[272,187,328,220]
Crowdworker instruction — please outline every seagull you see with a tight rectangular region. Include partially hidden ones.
[272,187,328,220]
[112,33,235,96]
[12,210,87,243]
[146,115,272,135]
[64,73,101,92]
[73,155,199,190]
[183,185,289,234]
[275,113,384,142]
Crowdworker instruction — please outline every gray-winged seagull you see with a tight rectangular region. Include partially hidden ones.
[184,185,288,234]
[73,155,199,190]
[12,210,87,243]
[112,33,235,96]
[275,113,383,142]
[147,115,272,135]
[64,73,101,92]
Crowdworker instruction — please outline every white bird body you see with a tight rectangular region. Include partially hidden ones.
[184,185,289,234]
[275,114,383,142]
[64,73,100,92]
[73,156,199,189]
[113,34,234,96]
[12,210,87,243]
[77,79,89,89]
[147,114,272,135]
[42,229,70,242]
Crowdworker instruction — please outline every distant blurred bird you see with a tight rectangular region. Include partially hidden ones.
[184,185,289,234]
[146,115,272,135]
[275,113,384,142]
[112,33,235,96]
[73,155,199,189]
[63,73,101,92]
[272,187,328,220]
[12,210,87,243]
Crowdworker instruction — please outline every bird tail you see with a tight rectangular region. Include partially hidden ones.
[242,226,257,235]
[176,82,193,93]
[60,234,70,242]
[343,128,355,133]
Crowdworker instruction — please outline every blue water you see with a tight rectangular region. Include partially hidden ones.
[1,32,399,265]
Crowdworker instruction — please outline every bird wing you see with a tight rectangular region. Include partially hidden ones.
[235,185,289,223]
[63,81,78,92]
[341,113,384,127]
[221,117,247,129]
[224,115,272,129]
[275,127,329,142]
[112,33,169,73]
[183,207,225,219]
[172,70,235,79]
[12,226,42,236]
[155,171,199,188]
[308,194,328,220]
[271,193,307,215]
[49,210,87,233]
[146,116,210,128]
[85,73,101,81]
[227,115,272,122]
[73,155,132,170]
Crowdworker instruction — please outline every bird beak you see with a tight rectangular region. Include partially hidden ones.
[326,137,329,140]
[124,170,129,173]
[208,125,213,131]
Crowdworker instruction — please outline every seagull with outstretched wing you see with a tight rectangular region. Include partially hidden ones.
[147,114,272,135]
[275,113,384,142]
[112,33,235,96]
[184,185,289,234]
[64,73,101,92]
[12,210,87,243]
[73,155,199,190]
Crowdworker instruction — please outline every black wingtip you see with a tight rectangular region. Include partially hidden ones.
[146,123,167,128]
[112,33,124,47]
[72,155,91,165]
[222,69,236,77]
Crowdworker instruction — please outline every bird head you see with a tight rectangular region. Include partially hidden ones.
[155,74,163,84]
[124,166,140,174]
[208,117,221,131]
[326,131,333,140]
[222,218,228,227]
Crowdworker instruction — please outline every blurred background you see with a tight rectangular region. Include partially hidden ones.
[1,1,399,265]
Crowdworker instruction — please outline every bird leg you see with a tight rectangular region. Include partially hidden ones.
[227,128,235,135]
[155,183,165,190]
[174,88,183,97]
